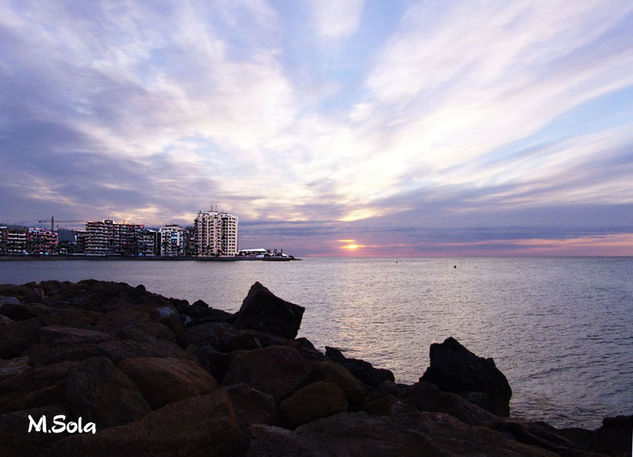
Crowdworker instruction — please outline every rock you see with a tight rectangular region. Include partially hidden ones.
[307,360,368,409]
[0,296,20,306]
[0,405,71,457]
[0,315,27,358]
[223,345,311,400]
[248,411,559,457]
[150,306,186,346]
[66,356,150,428]
[0,298,37,321]
[48,391,242,457]
[177,298,235,323]
[0,356,30,381]
[596,415,632,457]
[218,383,277,430]
[325,346,395,387]
[560,415,633,457]
[118,357,217,409]
[420,337,512,416]
[279,381,348,429]
[247,425,320,457]
[403,381,498,426]
[187,321,262,351]
[26,326,191,366]
[194,345,230,379]
[294,337,325,361]
[0,361,78,413]
[491,420,602,457]
[234,282,305,339]
[364,395,418,417]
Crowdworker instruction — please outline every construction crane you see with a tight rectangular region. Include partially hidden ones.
[37,217,85,232]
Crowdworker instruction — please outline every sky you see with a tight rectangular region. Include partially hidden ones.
[1,0,632,257]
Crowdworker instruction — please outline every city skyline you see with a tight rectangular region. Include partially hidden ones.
[1,1,633,256]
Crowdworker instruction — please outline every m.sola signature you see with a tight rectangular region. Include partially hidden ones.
[27,415,96,434]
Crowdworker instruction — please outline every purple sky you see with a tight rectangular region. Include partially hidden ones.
[1,0,632,256]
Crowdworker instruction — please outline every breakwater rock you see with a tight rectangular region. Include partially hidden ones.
[0,280,630,457]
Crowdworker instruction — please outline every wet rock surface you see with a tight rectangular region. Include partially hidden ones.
[0,279,628,457]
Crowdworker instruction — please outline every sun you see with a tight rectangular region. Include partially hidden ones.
[344,244,359,250]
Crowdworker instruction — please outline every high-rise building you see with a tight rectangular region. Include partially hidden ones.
[194,210,238,256]
[85,220,145,256]
[158,225,186,256]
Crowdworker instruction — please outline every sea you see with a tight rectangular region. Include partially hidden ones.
[1,256,631,429]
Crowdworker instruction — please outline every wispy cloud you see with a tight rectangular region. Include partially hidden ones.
[0,0,632,255]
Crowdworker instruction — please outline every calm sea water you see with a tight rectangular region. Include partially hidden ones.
[1,257,631,429]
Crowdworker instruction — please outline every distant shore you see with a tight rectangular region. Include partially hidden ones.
[0,255,300,262]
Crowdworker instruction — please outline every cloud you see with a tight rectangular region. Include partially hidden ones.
[1,1,632,255]
[309,0,365,40]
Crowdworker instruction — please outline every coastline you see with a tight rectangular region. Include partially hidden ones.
[0,279,630,456]
[0,255,300,262]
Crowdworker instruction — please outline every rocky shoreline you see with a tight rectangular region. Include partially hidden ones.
[0,280,630,457]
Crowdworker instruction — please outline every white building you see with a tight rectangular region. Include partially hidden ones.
[194,210,238,256]
[158,225,185,256]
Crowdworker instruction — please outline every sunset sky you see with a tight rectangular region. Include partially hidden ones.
[1,0,632,256]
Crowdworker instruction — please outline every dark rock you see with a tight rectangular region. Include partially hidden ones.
[279,381,348,429]
[0,315,28,358]
[0,296,21,306]
[185,321,262,351]
[0,361,79,413]
[66,356,150,428]
[0,299,37,320]
[118,357,217,409]
[248,411,559,457]
[403,381,498,426]
[307,360,368,409]
[0,356,30,381]
[596,415,632,457]
[47,391,242,457]
[364,395,418,417]
[194,345,230,379]
[560,415,633,457]
[218,383,277,430]
[0,405,71,457]
[420,337,512,416]
[294,337,325,361]
[325,346,395,387]
[26,326,192,366]
[234,282,304,339]
[223,345,311,400]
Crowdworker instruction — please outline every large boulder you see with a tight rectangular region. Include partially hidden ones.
[66,356,150,428]
[47,391,242,457]
[403,381,498,427]
[325,346,395,387]
[0,315,28,358]
[420,337,512,416]
[222,345,310,400]
[234,282,304,339]
[307,360,368,409]
[0,361,78,413]
[247,411,559,457]
[118,357,217,409]
[279,381,348,429]
[217,383,277,430]
[26,326,192,366]
[185,321,261,352]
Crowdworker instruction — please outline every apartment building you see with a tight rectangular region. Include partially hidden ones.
[158,225,186,256]
[27,227,58,254]
[85,220,145,256]
[194,210,238,256]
